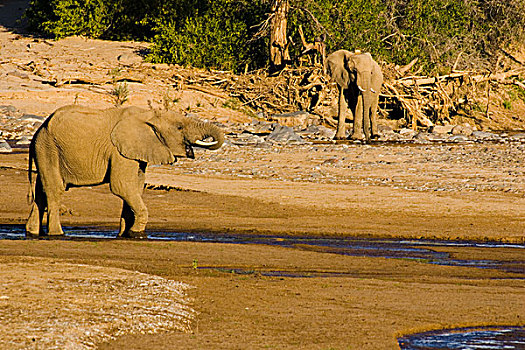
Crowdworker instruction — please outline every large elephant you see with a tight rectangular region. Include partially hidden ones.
[26,105,224,238]
[326,50,383,141]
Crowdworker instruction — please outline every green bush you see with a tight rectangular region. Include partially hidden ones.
[25,0,525,73]
[25,0,161,40]
[148,0,268,72]
[291,0,515,74]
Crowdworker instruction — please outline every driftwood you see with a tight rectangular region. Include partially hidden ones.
[297,25,326,73]
[381,67,525,128]
[169,62,524,130]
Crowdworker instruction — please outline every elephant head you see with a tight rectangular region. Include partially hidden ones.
[110,108,224,165]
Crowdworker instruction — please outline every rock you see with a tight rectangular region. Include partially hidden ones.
[266,125,304,143]
[16,136,31,145]
[243,119,272,135]
[7,70,29,80]
[448,135,469,142]
[0,105,17,114]
[117,53,143,66]
[151,63,170,70]
[414,132,432,142]
[230,133,267,146]
[377,124,395,135]
[472,131,500,141]
[0,139,12,153]
[426,133,447,142]
[268,111,313,129]
[300,125,335,140]
[452,124,474,136]
[509,133,525,141]
[398,128,416,138]
[20,114,45,122]
[431,125,455,134]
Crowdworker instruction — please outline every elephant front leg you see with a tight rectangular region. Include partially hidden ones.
[118,201,134,237]
[351,94,366,141]
[334,86,347,140]
[113,162,148,238]
[117,195,148,238]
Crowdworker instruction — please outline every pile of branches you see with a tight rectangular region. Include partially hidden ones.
[382,59,525,129]
[169,60,525,129]
[170,65,329,117]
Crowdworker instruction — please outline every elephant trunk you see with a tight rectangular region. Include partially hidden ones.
[357,70,372,141]
[187,118,224,150]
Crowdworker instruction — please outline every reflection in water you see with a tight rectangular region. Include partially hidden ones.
[398,327,525,350]
[0,224,524,275]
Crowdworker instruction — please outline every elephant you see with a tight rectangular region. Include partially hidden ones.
[26,105,224,238]
[326,50,383,141]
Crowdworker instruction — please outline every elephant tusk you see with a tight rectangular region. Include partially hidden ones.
[371,88,377,93]
[357,85,366,92]
[195,139,218,147]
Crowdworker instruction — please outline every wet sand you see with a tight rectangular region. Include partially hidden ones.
[0,151,524,349]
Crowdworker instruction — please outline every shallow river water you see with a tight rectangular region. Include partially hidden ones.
[1,224,524,275]
[398,326,525,350]
[1,224,524,349]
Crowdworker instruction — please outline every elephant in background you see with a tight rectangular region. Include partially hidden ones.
[326,50,383,141]
[26,105,224,238]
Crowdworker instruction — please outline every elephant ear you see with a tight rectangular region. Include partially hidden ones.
[110,114,175,165]
[343,51,357,75]
[327,50,354,89]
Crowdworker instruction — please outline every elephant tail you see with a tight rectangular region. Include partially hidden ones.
[27,139,35,205]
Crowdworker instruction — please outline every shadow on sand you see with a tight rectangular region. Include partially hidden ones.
[0,0,30,34]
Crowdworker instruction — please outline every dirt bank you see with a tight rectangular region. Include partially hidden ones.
[0,149,524,349]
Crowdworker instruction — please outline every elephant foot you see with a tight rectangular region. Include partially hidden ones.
[47,227,65,236]
[120,230,148,239]
[350,133,366,141]
[25,223,41,236]
[25,231,42,238]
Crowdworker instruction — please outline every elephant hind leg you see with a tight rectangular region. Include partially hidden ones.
[26,175,46,236]
[38,171,65,236]
[44,183,65,235]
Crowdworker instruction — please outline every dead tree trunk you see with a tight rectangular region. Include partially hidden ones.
[269,0,290,72]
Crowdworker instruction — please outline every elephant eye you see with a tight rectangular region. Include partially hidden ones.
[176,123,183,131]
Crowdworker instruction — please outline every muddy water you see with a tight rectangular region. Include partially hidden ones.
[0,224,523,276]
[1,224,524,348]
[398,326,525,350]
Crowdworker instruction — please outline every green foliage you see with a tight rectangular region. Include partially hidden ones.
[149,1,261,72]
[25,0,160,39]
[110,82,129,106]
[292,0,503,74]
[25,0,525,73]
